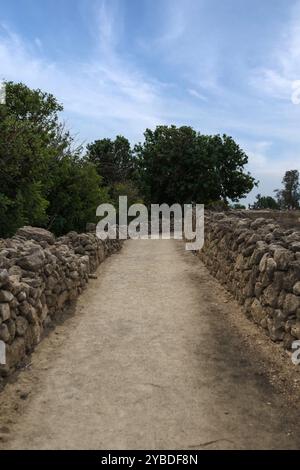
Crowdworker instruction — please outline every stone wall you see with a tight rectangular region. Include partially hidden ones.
[198,212,300,349]
[0,226,121,376]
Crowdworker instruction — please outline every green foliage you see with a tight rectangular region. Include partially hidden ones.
[86,135,134,187]
[275,170,300,210]
[46,155,109,235]
[253,194,279,210]
[86,135,142,211]
[230,203,246,210]
[207,200,229,211]
[0,83,259,238]
[0,81,66,236]
[134,125,257,205]
[0,81,109,237]
[110,181,143,208]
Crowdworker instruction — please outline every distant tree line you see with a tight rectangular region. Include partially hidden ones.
[252,170,300,210]
[0,81,273,238]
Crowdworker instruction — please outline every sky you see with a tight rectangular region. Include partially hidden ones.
[1,0,300,204]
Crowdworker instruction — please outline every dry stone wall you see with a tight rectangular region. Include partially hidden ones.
[0,226,121,376]
[199,212,300,350]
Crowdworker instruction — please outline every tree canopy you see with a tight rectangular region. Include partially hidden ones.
[0,83,261,239]
[275,170,300,210]
[253,194,279,210]
[86,136,134,187]
[134,125,257,205]
[0,82,108,237]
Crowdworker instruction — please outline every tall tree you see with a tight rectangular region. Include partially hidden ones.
[0,81,108,237]
[0,81,67,236]
[86,135,134,187]
[46,154,109,235]
[134,125,256,205]
[275,170,300,210]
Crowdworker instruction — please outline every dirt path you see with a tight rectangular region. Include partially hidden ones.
[1,239,300,450]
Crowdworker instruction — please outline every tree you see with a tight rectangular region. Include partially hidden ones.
[253,194,279,210]
[230,203,246,210]
[110,181,143,208]
[0,81,67,236]
[0,81,109,237]
[46,155,109,235]
[275,170,300,210]
[86,135,134,188]
[134,125,256,205]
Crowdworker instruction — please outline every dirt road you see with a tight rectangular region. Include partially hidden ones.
[1,239,300,449]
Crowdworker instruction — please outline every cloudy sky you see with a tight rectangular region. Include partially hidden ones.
[1,0,300,203]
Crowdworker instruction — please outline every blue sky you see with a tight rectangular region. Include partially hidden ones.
[1,0,300,203]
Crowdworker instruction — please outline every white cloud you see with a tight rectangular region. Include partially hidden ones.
[0,6,167,143]
[187,88,208,101]
[250,1,300,101]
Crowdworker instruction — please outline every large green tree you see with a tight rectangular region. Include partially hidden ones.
[0,81,108,237]
[134,125,256,205]
[0,81,67,236]
[46,153,109,235]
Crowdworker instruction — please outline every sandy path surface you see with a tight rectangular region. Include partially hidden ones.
[1,239,300,450]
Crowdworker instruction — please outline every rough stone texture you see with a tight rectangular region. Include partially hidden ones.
[0,226,122,376]
[198,211,300,350]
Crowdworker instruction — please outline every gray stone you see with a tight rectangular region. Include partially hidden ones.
[17,291,27,302]
[8,265,22,277]
[283,332,295,350]
[250,247,267,266]
[25,306,39,325]
[16,226,55,245]
[6,319,16,341]
[17,248,45,271]
[273,248,294,271]
[0,303,11,321]
[0,290,14,302]
[293,281,300,296]
[15,317,28,337]
[262,285,278,308]
[286,232,300,243]
[265,257,277,276]
[291,322,300,339]
[18,301,32,316]
[0,269,9,287]
[250,218,265,230]
[251,299,266,324]
[273,271,284,291]
[268,319,285,342]
[46,276,57,290]
[69,271,79,280]
[259,253,269,272]
[283,293,300,315]
[254,282,263,298]
[0,324,10,342]
[291,242,300,253]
